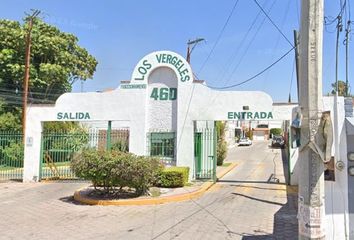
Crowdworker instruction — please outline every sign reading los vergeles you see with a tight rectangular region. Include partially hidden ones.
[132,51,192,83]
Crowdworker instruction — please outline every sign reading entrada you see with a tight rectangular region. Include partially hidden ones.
[227,111,273,120]
[134,53,191,82]
[57,112,91,120]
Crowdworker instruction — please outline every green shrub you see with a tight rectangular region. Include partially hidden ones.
[245,130,253,140]
[1,141,24,166]
[216,121,228,166]
[217,139,227,166]
[111,140,129,152]
[71,149,164,195]
[270,128,283,136]
[157,166,189,188]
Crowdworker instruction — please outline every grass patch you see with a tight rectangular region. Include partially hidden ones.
[222,162,232,167]
[54,161,71,167]
[0,166,16,171]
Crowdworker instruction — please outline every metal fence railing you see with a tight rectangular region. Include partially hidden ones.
[0,132,23,181]
[147,131,176,165]
[194,128,217,181]
[40,128,130,180]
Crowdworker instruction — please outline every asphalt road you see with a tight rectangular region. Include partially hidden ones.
[0,141,297,240]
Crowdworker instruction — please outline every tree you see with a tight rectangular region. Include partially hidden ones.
[0,17,98,114]
[0,98,21,131]
[331,80,349,96]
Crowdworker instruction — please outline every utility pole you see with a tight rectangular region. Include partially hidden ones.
[298,0,325,239]
[22,10,40,141]
[345,20,350,97]
[335,16,342,96]
[293,30,300,101]
[186,38,204,64]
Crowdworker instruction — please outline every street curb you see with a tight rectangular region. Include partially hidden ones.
[216,162,238,180]
[73,163,238,206]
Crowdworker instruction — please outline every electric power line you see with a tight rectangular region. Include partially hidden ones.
[207,46,295,90]
[253,0,294,47]
[215,0,275,87]
[197,0,240,74]
[325,0,347,26]
[223,0,277,85]
[261,0,292,91]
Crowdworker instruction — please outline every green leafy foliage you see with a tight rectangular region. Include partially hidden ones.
[43,121,81,132]
[0,112,21,131]
[0,98,21,131]
[71,150,164,196]
[216,121,227,166]
[245,129,253,140]
[331,80,349,96]
[50,128,89,152]
[43,123,89,163]
[157,167,189,188]
[0,17,98,129]
[217,140,227,166]
[270,128,283,136]
[1,141,23,163]
[111,139,129,152]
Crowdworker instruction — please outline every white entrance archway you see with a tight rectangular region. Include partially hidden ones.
[23,50,293,182]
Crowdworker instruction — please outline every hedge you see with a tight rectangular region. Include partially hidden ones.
[71,149,163,195]
[157,166,189,188]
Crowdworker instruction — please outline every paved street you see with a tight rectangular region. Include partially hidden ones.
[0,141,297,240]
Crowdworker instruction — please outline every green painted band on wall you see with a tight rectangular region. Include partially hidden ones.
[57,112,91,120]
[227,111,273,120]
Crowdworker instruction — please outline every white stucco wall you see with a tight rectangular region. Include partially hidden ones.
[23,50,289,183]
[24,89,148,182]
[147,67,178,131]
[322,96,349,240]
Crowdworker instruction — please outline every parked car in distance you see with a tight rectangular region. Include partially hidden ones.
[272,135,285,148]
[238,137,252,146]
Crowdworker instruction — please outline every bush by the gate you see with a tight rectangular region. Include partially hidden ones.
[71,149,163,195]
[270,128,283,136]
[157,167,189,188]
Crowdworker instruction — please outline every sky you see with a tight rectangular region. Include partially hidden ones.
[1,0,353,102]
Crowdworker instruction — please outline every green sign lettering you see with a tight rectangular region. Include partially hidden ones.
[57,112,91,120]
[121,84,147,89]
[150,87,177,101]
[134,53,191,82]
[227,111,273,120]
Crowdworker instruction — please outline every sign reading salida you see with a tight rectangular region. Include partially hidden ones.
[228,111,273,120]
[57,112,91,120]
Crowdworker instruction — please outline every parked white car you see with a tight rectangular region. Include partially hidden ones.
[238,137,252,146]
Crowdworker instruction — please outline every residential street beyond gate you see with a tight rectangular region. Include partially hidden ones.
[0,141,297,240]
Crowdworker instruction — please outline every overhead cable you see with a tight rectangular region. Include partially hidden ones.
[207,46,295,90]
[197,0,240,74]
[253,0,294,47]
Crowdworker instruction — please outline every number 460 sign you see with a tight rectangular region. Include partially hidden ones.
[150,87,177,101]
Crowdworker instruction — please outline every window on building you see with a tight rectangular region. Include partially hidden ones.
[149,132,175,164]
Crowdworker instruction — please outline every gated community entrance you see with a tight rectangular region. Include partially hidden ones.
[0,50,295,182]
